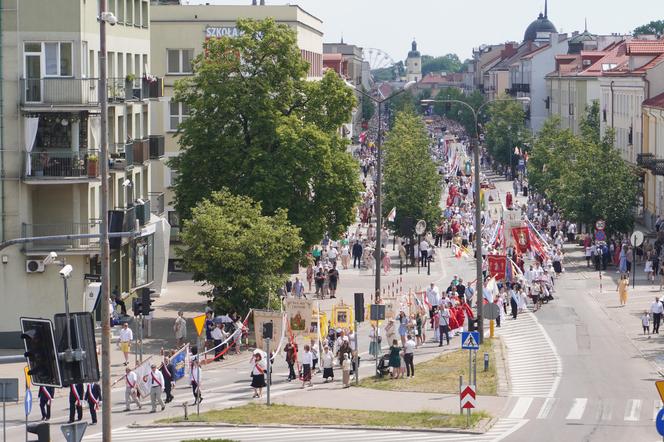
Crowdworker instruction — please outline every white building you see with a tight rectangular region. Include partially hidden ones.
[405,40,422,83]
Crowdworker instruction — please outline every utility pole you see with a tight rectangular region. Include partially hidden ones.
[99,1,112,440]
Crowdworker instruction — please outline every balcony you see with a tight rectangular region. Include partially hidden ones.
[637,153,664,176]
[149,135,165,159]
[109,143,130,171]
[22,220,101,253]
[25,150,100,182]
[132,139,150,164]
[148,192,165,216]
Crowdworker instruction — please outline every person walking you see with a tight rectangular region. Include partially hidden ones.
[68,383,84,423]
[38,386,54,421]
[439,305,450,346]
[642,311,651,335]
[388,339,402,379]
[147,363,165,413]
[161,355,175,403]
[293,277,305,298]
[617,274,629,306]
[285,341,297,381]
[190,358,202,405]
[352,241,363,269]
[342,353,352,388]
[118,322,133,366]
[404,335,416,378]
[251,352,267,398]
[328,264,339,299]
[85,382,101,425]
[651,297,663,334]
[510,286,519,320]
[369,324,381,359]
[173,311,187,348]
[124,367,142,411]
[211,322,227,361]
[306,262,314,293]
[301,345,313,388]
[321,345,335,382]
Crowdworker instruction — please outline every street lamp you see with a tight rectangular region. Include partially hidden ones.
[420,96,530,343]
[356,81,416,302]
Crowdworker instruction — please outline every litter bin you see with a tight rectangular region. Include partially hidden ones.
[27,422,49,442]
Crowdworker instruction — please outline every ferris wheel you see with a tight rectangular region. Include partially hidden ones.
[364,48,396,74]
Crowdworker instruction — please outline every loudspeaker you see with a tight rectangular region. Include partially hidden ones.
[354,293,365,323]
[370,304,385,321]
[262,321,273,340]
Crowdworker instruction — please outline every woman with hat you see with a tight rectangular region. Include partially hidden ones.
[250,352,267,398]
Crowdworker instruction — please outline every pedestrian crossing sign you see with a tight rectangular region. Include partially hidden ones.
[462,331,480,350]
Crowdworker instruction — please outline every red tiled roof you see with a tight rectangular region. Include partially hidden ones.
[627,40,664,54]
[643,91,664,109]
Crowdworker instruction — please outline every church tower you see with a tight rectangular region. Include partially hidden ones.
[406,40,422,82]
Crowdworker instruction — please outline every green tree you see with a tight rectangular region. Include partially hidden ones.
[170,19,361,247]
[579,100,601,145]
[383,111,442,234]
[179,190,303,314]
[634,20,664,37]
[484,96,529,169]
[361,88,375,122]
[431,88,485,135]
[421,54,463,75]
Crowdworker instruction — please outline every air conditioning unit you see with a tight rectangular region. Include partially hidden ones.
[26,259,45,273]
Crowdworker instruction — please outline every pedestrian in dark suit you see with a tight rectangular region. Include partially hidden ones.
[161,356,175,403]
[85,383,102,425]
[38,386,54,421]
[352,241,363,268]
[68,383,84,423]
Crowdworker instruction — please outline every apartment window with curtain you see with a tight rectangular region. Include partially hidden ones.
[44,42,72,77]
[141,1,148,27]
[166,49,193,74]
[169,101,189,131]
[134,0,140,26]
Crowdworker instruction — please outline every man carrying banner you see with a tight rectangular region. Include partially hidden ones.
[124,366,142,411]
[85,382,102,425]
[161,354,176,403]
[68,383,84,423]
[146,363,166,412]
[38,386,54,421]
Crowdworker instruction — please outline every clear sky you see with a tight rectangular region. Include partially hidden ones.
[199,0,658,64]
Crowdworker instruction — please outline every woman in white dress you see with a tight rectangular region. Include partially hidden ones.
[518,286,528,312]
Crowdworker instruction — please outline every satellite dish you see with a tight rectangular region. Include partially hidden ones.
[415,220,427,236]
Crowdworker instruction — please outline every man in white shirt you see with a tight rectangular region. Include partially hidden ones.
[651,297,664,333]
[211,323,228,361]
[123,367,142,411]
[327,247,338,266]
[419,239,430,267]
[426,283,440,325]
[147,364,165,412]
[190,358,202,404]
[118,323,133,366]
[403,335,417,377]
[567,222,577,243]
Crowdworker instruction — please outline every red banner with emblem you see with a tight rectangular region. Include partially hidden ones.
[512,227,530,254]
[487,255,507,280]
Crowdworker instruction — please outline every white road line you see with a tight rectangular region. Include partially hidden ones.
[508,397,533,419]
[536,397,556,419]
[653,400,663,421]
[596,400,612,421]
[624,399,642,422]
[566,398,588,420]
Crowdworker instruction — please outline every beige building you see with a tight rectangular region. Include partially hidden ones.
[640,93,664,227]
[149,2,324,269]
[0,0,169,346]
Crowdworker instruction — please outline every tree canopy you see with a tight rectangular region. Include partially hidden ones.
[633,20,664,37]
[431,88,486,134]
[422,54,463,76]
[383,111,442,235]
[170,19,361,248]
[484,96,530,168]
[527,107,638,234]
[179,190,303,314]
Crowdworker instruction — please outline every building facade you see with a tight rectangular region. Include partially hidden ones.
[405,40,422,83]
[149,2,324,269]
[0,0,169,346]
[642,93,664,227]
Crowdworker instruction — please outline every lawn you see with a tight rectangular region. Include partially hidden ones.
[161,403,488,429]
[360,340,498,396]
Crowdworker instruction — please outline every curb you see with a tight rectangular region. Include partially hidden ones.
[129,421,488,435]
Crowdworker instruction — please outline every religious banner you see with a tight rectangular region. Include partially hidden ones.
[171,344,188,381]
[487,201,503,222]
[285,299,313,336]
[382,297,398,320]
[511,227,530,253]
[331,301,354,331]
[487,254,507,280]
[253,309,285,350]
[135,359,153,398]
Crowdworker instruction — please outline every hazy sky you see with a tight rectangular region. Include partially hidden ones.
[200,0,658,64]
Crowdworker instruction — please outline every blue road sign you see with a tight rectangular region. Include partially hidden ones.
[24,388,32,416]
[461,331,480,350]
[656,407,664,436]
[594,230,606,242]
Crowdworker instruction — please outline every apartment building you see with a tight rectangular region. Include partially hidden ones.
[149,1,324,269]
[0,0,169,346]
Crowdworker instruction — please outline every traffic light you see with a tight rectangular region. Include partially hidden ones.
[53,312,100,386]
[20,318,62,387]
[141,288,155,316]
[468,319,478,332]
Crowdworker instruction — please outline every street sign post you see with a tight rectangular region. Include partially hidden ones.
[0,378,18,442]
[656,407,664,437]
[461,331,480,350]
[482,304,501,338]
[460,384,476,409]
[61,422,87,442]
[460,332,479,426]
[656,380,664,403]
[193,314,206,337]
[630,231,644,288]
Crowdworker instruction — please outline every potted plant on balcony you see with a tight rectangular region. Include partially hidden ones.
[87,154,98,178]
[125,74,136,100]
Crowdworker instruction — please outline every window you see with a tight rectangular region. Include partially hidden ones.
[141,1,148,27]
[117,0,124,23]
[167,49,193,74]
[44,42,72,76]
[82,42,89,77]
[126,0,133,25]
[169,101,189,130]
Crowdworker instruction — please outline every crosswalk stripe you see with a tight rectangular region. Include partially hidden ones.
[596,400,612,421]
[624,399,642,421]
[537,397,556,419]
[653,400,663,421]
[566,398,588,420]
[509,397,533,419]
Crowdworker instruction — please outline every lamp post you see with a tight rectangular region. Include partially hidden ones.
[355,82,415,302]
[421,97,530,344]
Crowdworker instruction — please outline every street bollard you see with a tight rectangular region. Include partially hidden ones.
[484,352,489,371]
[427,258,431,276]
[183,402,188,421]
[400,258,403,275]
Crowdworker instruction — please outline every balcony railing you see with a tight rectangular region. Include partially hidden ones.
[148,192,165,216]
[20,77,160,105]
[22,220,101,252]
[132,139,150,164]
[25,150,100,180]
